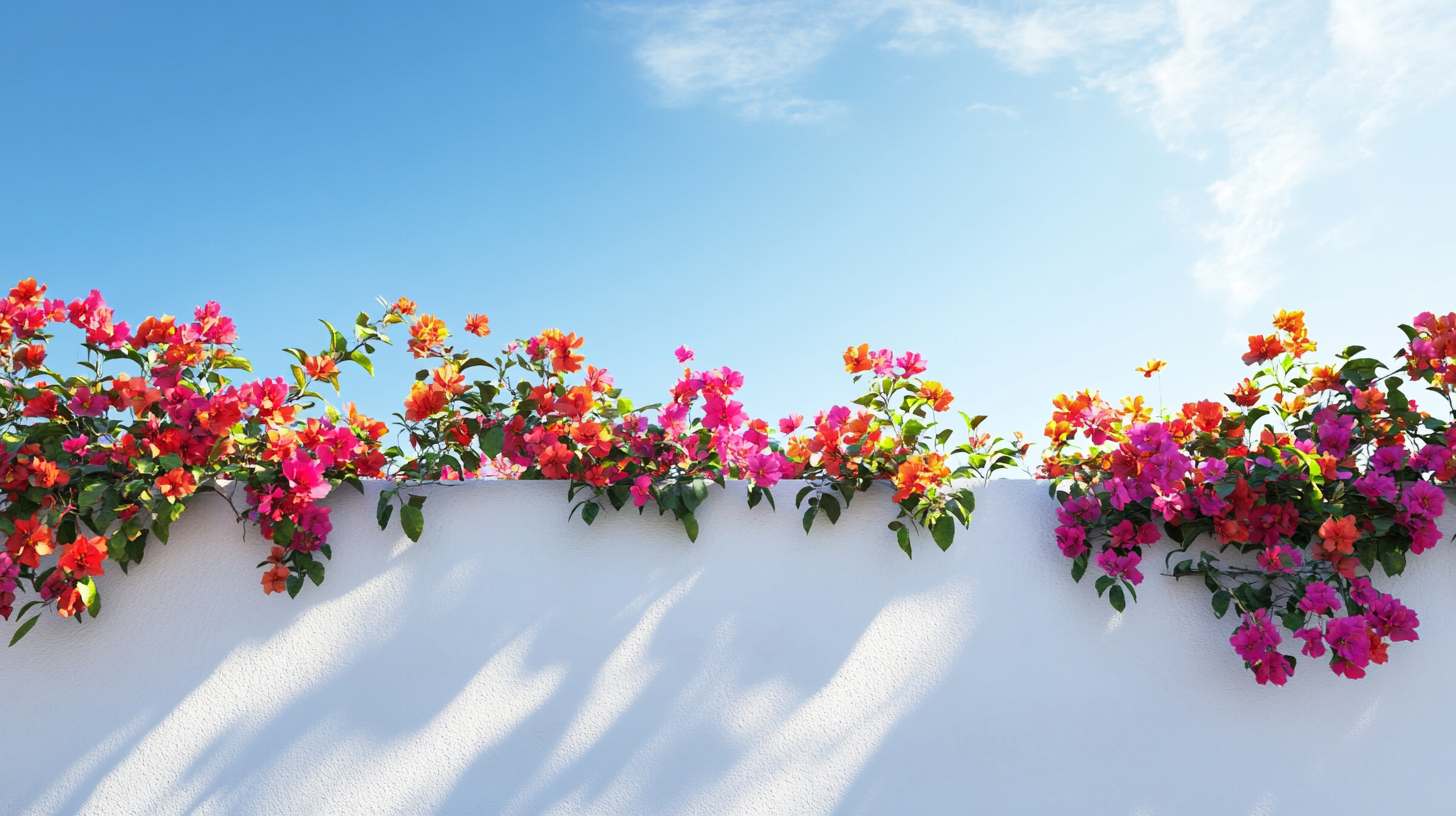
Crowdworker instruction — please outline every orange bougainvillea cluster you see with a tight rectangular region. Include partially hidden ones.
[1,280,1025,646]
[1043,310,1454,686]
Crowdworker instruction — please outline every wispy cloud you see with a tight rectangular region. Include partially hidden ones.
[611,0,1456,309]
[966,102,1019,118]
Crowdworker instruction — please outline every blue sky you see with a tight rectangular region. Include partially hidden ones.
[2,0,1454,443]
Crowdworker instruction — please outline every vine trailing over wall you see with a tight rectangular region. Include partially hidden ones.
[0,280,1026,645]
[1043,310,1456,686]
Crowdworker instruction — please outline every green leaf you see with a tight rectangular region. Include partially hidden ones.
[1070,551,1088,582]
[286,574,304,599]
[152,506,173,544]
[78,481,108,511]
[1379,546,1407,577]
[481,425,504,459]
[747,487,763,509]
[897,525,912,558]
[802,506,816,534]
[1095,575,1115,597]
[349,350,374,376]
[1211,589,1232,618]
[582,502,600,526]
[376,491,395,530]
[8,614,40,646]
[820,494,841,524]
[308,560,325,586]
[400,503,424,542]
[932,514,954,551]
[78,577,100,618]
[681,511,698,542]
[1108,585,1126,613]
[795,485,814,509]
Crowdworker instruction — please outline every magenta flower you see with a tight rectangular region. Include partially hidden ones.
[1253,651,1294,686]
[1095,548,1143,584]
[1412,444,1450,474]
[630,475,653,508]
[1354,472,1398,502]
[1055,525,1087,559]
[61,435,90,454]
[1401,481,1445,518]
[1325,616,1372,678]
[674,345,694,364]
[745,452,787,488]
[702,395,747,431]
[1298,581,1339,615]
[1229,609,1281,663]
[1349,577,1379,606]
[778,414,803,434]
[1366,594,1420,642]
[1371,446,1407,475]
[1294,627,1326,658]
[1108,519,1159,550]
[282,453,330,500]
[1409,516,1441,554]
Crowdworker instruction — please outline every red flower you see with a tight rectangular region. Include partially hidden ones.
[1227,379,1262,408]
[22,391,58,418]
[6,517,56,569]
[15,343,46,369]
[1241,334,1284,365]
[537,442,573,479]
[155,467,197,501]
[304,355,338,381]
[59,535,108,578]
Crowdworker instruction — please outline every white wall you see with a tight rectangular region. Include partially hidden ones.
[2,480,1455,816]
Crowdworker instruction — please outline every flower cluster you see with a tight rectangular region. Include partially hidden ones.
[0,279,394,644]
[377,312,1024,556]
[1043,310,1452,685]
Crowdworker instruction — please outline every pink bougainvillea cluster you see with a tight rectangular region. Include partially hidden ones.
[1043,309,1454,685]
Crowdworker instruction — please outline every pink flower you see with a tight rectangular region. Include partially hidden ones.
[778,414,803,434]
[1055,495,1101,526]
[745,452,787,488]
[630,475,653,508]
[1095,548,1143,584]
[1294,627,1326,658]
[1108,519,1159,550]
[1055,525,1087,558]
[1229,609,1281,662]
[1401,481,1445,518]
[282,453,330,500]
[194,301,238,344]
[894,351,927,379]
[702,395,747,431]
[1253,651,1294,686]
[702,367,744,397]
[1366,594,1419,642]
[1370,446,1407,475]
[1354,472,1398,502]
[1298,581,1339,615]
[1350,577,1379,606]
[67,386,109,417]
[61,436,90,454]
[674,345,694,364]
[1325,616,1372,678]
[1409,516,1441,554]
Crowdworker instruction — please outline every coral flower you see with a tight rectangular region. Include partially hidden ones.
[59,536,108,579]
[261,564,290,595]
[1228,379,1262,407]
[407,314,450,358]
[1242,334,1285,365]
[537,442,573,479]
[546,331,585,373]
[1315,515,1359,558]
[918,381,954,411]
[404,381,449,421]
[304,355,338,381]
[843,343,874,373]
[464,313,490,337]
[155,467,197,502]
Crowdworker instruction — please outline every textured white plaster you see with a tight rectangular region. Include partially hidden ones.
[2,480,1455,815]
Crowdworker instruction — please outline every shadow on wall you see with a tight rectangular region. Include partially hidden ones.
[1,480,980,816]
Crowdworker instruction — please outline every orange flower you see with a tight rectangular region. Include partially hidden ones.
[464,313,490,337]
[1316,515,1359,558]
[155,467,197,501]
[891,453,950,503]
[8,277,46,306]
[404,381,449,421]
[431,363,467,395]
[1303,365,1340,395]
[1135,359,1167,377]
[391,297,417,315]
[59,535,108,578]
[546,331,585,374]
[570,421,613,458]
[1228,378,1262,408]
[347,402,389,440]
[1241,334,1284,365]
[133,315,178,347]
[1120,395,1152,425]
[1182,400,1224,434]
[843,343,874,373]
[554,385,595,418]
[29,458,69,488]
[918,381,954,411]
[261,564,290,595]
[304,355,339,380]
[1353,387,1387,414]
[407,314,450,358]
[1271,309,1306,335]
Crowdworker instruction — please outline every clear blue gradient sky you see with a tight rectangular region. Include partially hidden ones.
[2,1,1453,441]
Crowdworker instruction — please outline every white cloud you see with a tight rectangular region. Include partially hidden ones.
[611,0,1456,309]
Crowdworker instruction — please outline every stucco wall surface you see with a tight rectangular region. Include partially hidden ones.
[2,480,1456,816]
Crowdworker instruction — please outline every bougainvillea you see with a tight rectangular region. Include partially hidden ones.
[2,280,1020,646]
[1043,310,1454,685]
